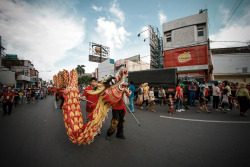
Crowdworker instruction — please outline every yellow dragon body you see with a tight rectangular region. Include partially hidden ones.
[54,69,129,145]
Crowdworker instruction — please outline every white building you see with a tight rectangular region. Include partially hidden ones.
[97,59,115,81]
[114,59,150,76]
[212,46,250,83]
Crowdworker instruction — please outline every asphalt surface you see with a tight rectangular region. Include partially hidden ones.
[0,95,250,167]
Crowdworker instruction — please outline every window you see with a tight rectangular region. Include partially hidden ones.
[197,27,204,37]
[166,33,171,42]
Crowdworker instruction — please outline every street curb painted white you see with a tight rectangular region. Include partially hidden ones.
[160,116,250,124]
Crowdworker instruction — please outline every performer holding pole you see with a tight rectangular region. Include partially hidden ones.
[80,77,99,124]
[106,84,132,140]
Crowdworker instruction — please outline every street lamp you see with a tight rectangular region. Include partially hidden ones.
[143,38,148,42]
[137,28,148,37]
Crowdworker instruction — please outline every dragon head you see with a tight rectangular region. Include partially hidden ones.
[87,69,128,95]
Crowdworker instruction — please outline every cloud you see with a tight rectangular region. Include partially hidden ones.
[94,17,130,50]
[218,5,230,25]
[0,0,85,80]
[91,0,130,58]
[158,10,167,25]
[91,4,103,12]
[210,5,250,48]
[109,0,125,25]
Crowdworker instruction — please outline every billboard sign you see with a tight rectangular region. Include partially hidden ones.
[89,55,107,63]
[11,66,29,72]
[164,45,208,68]
[89,42,110,63]
[6,54,17,59]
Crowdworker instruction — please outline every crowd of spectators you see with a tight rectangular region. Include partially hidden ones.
[0,85,49,116]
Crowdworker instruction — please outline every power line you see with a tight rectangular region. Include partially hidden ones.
[226,0,243,23]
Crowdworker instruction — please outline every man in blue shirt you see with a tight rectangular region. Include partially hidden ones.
[128,81,135,113]
[189,82,196,106]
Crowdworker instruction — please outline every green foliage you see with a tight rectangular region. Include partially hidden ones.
[78,75,91,86]
[75,65,85,76]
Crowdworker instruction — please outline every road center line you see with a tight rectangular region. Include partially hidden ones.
[54,101,57,109]
[160,116,250,124]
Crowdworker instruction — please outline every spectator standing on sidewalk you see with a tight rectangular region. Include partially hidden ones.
[205,84,210,106]
[136,84,144,109]
[221,89,229,113]
[26,88,31,104]
[197,87,210,113]
[149,86,156,112]
[128,81,135,113]
[35,89,40,103]
[31,89,35,103]
[161,87,166,105]
[158,87,162,105]
[167,94,174,115]
[212,82,220,111]
[236,82,250,117]
[175,83,184,112]
[0,86,15,115]
[142,83,149,110]
[18,90,24,105]
[14,90,19,107]
[189,82,196,107]
[223,81,233,110]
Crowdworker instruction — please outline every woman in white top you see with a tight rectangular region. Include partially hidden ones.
[149,86,156,112]
[212,82,220,110]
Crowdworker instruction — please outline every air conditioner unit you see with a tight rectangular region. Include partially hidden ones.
[242,67,247,73]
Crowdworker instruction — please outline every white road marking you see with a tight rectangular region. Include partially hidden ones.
[54,101,57,109]
[160,116,250,124]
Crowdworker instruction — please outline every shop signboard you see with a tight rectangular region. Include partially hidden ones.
[164,45,208,68]
[6,54,17,59]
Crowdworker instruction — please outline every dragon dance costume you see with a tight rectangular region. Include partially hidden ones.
[53,69,131,145]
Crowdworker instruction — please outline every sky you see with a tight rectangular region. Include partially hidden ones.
[0,0,250,81]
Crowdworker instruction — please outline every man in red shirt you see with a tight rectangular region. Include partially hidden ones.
[175,83,184,112]
[0,86,15,115]
[81,77,99,123]
[106,86,131,140]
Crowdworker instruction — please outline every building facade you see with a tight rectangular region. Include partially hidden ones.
[212,46,250,83]
[162,11,213,82]
[97,59,115,82]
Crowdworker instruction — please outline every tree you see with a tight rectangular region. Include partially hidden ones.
[75,65,85,77]
[78,75,91,86]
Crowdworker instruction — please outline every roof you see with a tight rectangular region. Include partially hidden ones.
[211,46,250,54]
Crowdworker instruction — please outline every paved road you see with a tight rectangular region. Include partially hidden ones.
[0,96,250,167]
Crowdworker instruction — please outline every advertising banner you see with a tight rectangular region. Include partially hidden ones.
[164,45,208,68]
